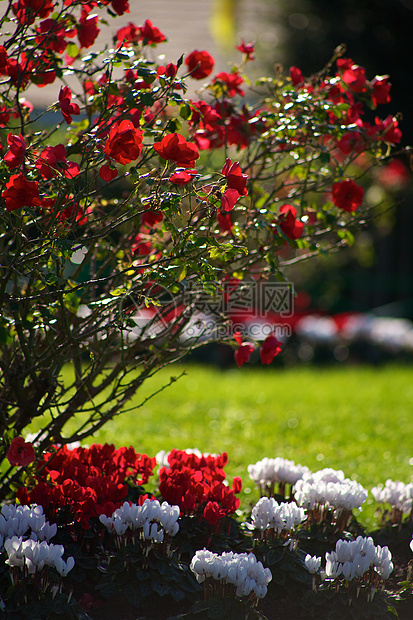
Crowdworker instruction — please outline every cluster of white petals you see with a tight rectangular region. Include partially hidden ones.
[251,497,306,533]
[190,549,272,599]
[294,468,368,512]
[304,554,322,574]
[99,499,180,541]
[324,536,393,581]
[248,457,309,489]
[0,504,57,548]
[5,536,74,576]
[371,480,413,514]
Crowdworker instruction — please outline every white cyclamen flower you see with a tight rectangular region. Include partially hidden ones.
[304,554,321,574]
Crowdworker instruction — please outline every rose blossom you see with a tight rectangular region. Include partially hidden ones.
[7,437,36,466]
[2,173,42,212]
[185,50,214,80]
[104,120,144,165]
[332,179,364,212]
[153,133,199,168]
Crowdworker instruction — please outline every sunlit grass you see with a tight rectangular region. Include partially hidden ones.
[32,362,413,529]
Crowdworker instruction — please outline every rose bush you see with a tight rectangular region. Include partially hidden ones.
[0,0,408,539]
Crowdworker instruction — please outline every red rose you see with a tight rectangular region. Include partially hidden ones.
[221,188,240,212]
[116,22,140,47]
[337,58,367,93]
[0,104,11,127]
[278,204,303,240]
[290,66,304,86]
[13,0,53,25]
[217,210,233,233]
[36,144,80,179]
[157,63,177,79]
[141,210,164,228]
[4,132,26,168]
[234,332,255,367]
[7,437,36,466]
[376,115,402,145]
[2,173,42,212]
[236,40,255,61]
[153,133,199,168]
[35,19,75,55]
[104,120,143,165]
[260,335,282,365]
[332,179,364,212]
[371,75,391,107]
[59,86,80,124]
[99,164,118,182]
[139,19,166,45]
[213,71,244,97]
[185,50,214,80]
[169,169,196,185]
[111,0,129,16]
[336,131,364,156]
[222,158,248,196]
[78,11,99,49]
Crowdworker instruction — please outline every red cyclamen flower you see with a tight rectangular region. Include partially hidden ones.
[59,86,80,124]
[153,133,199,167]
[104,120,144,165]
[260,335,282,365]
[7,437,36,466]
[332,179,364,212]
[2,173,42,212]
[4,133,26,168]
[185,50,215,80]
[203,501,222,525]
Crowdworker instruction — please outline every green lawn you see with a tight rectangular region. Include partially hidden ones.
[59,362,413,529]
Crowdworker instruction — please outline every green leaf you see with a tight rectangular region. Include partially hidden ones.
[177,265,187,282]
[66,42,79,58]
[151,581,171,597]
[170,587,186,602]
[63,292,80,314]
[179,103,192,120]
[207,599,227,620]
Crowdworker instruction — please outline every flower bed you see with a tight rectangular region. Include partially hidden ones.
[1,443,412,619]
